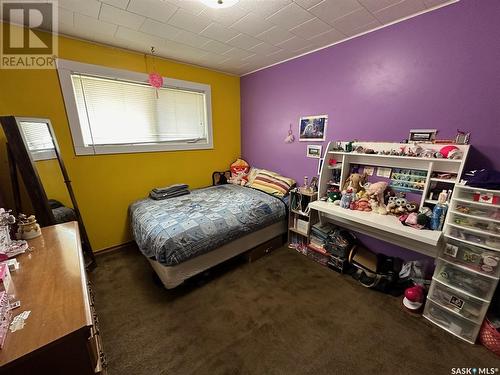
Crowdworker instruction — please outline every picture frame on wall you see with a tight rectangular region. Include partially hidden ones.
[307,144,322,159]
[409,129,437,143]
[299,115,327,141]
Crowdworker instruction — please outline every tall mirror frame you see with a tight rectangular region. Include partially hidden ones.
[0,115,96,267]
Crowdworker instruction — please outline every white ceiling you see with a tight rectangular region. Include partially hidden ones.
[40,0,456,75]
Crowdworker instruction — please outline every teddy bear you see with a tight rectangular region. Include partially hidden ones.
[228,159,250,186]
[342,172,367,194]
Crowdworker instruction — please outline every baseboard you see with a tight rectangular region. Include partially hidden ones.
[94,241,135,256]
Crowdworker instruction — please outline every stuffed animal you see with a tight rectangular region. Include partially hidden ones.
[369,198,388,215]
[343,172,367,194]
[364,181,388,207]
[228,159,250,186]
[340,189,354,209]
[353,197,371,212]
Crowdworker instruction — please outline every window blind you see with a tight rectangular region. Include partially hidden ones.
[19,121,54,152]
[71,74,208,146]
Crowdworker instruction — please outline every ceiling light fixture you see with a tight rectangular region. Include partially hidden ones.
[200,0,239,9]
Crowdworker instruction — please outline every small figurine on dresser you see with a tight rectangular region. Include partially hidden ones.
[0,208,28,260]
[17,214,42,240]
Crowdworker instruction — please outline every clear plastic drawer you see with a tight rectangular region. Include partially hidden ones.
[446,225,500,251]
[423,300,481,343]
[440,238,500,278]
[454,188,500,206]
[453,200,500,220]
[434,259,498,301]
[449,212,500,237]
[427,281,489,324]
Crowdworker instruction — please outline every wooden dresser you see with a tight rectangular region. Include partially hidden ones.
[0,222,106,374]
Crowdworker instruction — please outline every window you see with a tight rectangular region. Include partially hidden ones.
[57,59,212,155]
[18,119,56,161]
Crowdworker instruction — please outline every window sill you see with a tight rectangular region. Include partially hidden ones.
[74,141,214,156]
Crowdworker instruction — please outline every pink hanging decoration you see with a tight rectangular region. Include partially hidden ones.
[148,72,163,89]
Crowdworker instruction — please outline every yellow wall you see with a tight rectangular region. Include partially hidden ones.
[0,34,241,251]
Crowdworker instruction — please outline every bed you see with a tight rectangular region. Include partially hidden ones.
[129,184,288,288]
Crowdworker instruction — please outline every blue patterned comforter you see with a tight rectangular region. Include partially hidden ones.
[129,184,287,266]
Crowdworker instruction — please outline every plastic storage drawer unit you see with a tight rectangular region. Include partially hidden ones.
[423,300,482,344]
[446,226,500,251]
[440,239,500,278]
[434,259,497,302]
[427,280,489,324]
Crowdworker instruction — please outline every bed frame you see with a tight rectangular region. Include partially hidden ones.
[148,221,286,289]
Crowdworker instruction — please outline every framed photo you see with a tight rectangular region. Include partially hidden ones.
[299,115,327,141]
[307,144,322,159]
[409,129,437,143]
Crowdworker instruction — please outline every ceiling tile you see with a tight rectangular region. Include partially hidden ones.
[115,26,164,47]
[167,8,212,33]
[230,13,275,36]
[58,0,101,18]
[174,30,211,48]
[199,22,239,43]
[289,17,331,39]
[202,39,233,54]
[346,20,381,36]
[308,27,345,46]
[140,19,181,39]
[99,4,145,30]
[293,0,324,10]
[276,35,312,51]
[266,3,314,29]
[57,7,74,28]
[201,5,249,26]
[249,42,282,55]
[238,0,292,18]
[127,0,178,23]
[74,14,118,37]
[222,47,256,60]
[357,0,401,13]
[226,33,262,50]
[309,0,362,24]
[101,0,130,9]
[265,49,296,62]
[164,0,207,15]
[374,0,427,24]
[333,8,379,35]
[256,26,295,45]
[424,0,453,7]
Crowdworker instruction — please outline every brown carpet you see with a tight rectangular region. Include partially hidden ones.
[90,245,498,375]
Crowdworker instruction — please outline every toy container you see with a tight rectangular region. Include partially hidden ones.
[434,259,498,302]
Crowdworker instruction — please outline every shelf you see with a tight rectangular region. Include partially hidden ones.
[327,150,463,163]
[290,209,310,217]
[430,178,457,184]
[454,197,500,208]
[444,234,500,252]
[447,222,500,239]
[449,209,500,224]
[425,199,439,205]
[289,227,308,237]
[309,200,441,257]
[390,185,425,194]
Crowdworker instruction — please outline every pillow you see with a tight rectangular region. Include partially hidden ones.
[251,171,295,197]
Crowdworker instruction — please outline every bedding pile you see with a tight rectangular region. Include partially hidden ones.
[149,184,189,200]
[130,184,287,266]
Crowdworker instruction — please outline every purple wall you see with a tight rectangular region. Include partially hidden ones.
[241,0,500,259]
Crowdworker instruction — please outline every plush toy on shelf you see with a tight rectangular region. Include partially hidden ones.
[340,188,354,209]
[228,159,250,186]
[342,172,367,194]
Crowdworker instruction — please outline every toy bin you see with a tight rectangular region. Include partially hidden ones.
[423,300,482,343]
[427,280,489,324]
[433,259,498,302]
[479,317,500,356]
[446,226,500,251]
[440,239,500,278]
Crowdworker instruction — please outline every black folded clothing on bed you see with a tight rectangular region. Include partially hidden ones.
[149,184,190,200]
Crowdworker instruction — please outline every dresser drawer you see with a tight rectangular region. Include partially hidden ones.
[440,238,500,278]
[423,300,481,344]
[446,225,500,251]
[427,280,488,324]
[434,259,497,301]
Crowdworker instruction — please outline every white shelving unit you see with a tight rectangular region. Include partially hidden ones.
[423,184,500,344]
[310,141,470,258]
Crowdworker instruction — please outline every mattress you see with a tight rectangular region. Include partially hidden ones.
[130,184,287,266]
